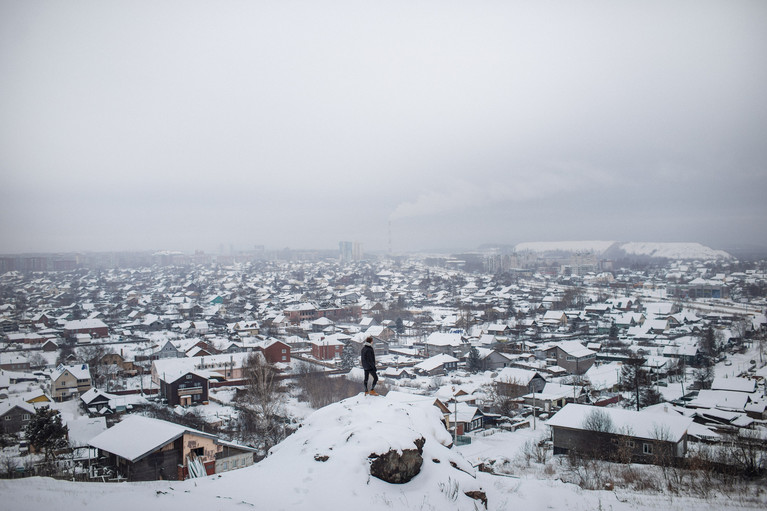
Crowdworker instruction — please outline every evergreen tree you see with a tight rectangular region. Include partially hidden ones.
[608,323,619,341]
[467,346,482,373]
[620,354,651,410]
[700,326,718,363]
[639,385,663,408]
[395,317,405,335]
[25,406,68,473]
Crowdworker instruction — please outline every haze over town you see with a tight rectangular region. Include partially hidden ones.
[2,0,767,255]
[2,3,767,508]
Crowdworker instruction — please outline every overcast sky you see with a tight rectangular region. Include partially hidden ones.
[1,0,766,255]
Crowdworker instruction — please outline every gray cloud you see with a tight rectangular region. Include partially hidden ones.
[1,0,766,254]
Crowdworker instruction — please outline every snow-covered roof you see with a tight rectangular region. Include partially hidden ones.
[495,367,544,385]
[80,387,118,405]
[0,398,36,417]
[63,318,108,330]
[67,416,107,447]
[425,332,462,346]
[89,415,225,462]
[710,377,756,393]
[687,390,750,411]
[584,362,621,390]
[414,354,459,372]
[546,341,595,358]
[547,403,692,442]
[51,363,91,381]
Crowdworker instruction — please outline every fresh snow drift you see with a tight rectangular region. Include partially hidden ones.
[2,393,766,510]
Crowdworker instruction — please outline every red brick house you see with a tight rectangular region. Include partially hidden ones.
[63,319,109,338]
[255,339,291,364]
[310,338,344,361]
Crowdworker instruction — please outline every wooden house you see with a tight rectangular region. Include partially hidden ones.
[547,404,692,464]
[89,415,256,481]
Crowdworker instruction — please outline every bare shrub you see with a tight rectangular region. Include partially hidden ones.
[1,454,20,478]
[488,377,527,417]
[582,408,614,434]
[295,363,379,409]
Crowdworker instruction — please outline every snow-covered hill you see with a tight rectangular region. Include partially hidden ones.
[617,242,731,261]
[515,241,731,260]
[2,394,763,511]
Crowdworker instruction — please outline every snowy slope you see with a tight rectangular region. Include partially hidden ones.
[2,393,764,511]
[618,242,731,260]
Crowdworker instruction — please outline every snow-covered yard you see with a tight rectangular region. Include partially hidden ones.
[2,393,765,511]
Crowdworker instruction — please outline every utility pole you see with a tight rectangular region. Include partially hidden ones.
[452,386,458,445]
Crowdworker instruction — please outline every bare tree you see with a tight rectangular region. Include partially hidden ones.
[1,454,20,478]
[489,377,527,417]
[726,429,767,477]
[693,365,715,390]
[581,408,614,433]
[235,352,287,455]
[650,423,674,478]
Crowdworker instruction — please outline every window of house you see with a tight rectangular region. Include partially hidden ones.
[643,443,653,455]
[186,374,192,379]
[627,440,635,448]
[282,349,286,353]
[22,414,30,420]
[4,416,10,421]
[282,356,286,361]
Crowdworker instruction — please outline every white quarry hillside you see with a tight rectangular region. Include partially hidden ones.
[618,242,731,260]
[515,241,731,260]
[3,394,765,511]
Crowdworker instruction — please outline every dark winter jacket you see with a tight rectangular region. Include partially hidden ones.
[361,343,376,370]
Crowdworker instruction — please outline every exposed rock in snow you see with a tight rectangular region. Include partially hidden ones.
[368,436,425,483]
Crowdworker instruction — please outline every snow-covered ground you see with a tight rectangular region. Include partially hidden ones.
[2,393,765,511]
[618,242,731,260]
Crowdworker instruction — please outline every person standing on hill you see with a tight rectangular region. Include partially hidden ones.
[361,336,379,396]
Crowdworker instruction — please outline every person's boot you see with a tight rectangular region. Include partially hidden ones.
[364,390,369,396]
[369,389,379,396]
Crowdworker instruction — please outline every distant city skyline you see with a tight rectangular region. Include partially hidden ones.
[2,1,766,255]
